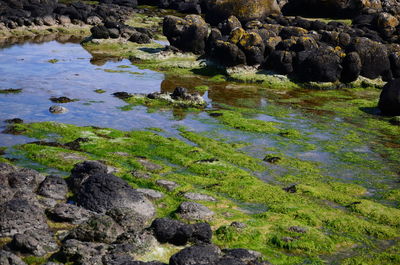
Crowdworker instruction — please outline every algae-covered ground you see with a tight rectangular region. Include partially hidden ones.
[2,86,400,264]
[1,9,400,265]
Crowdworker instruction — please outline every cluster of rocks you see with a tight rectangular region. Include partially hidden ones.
[113,87,207,107]
[0,160,265,264]
[282,0,400,19]
[90,21,153,44]
[163,13,400,83]
[0,0,137,30]
[136,0,400,23]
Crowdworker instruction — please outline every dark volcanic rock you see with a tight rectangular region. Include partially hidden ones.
[378,78,400,115]
[107,207,148,232]
[0,250,27,265]
[296,47,342,82]
[69,161,155,220]
[349,37,391,80]
[91,25,110,39]
[37,175,68,200]
[163,15,209,54]
[0,163,45,192]
[68,214,125,244]
[47,203,93,224]
[340,52,362,83]
[10,229,58,256]
[60,239,108,264]
[169,244,221,265]
[151,218,212,245]
[69,160,108,192]
[0,199,48,237]
[210,40,247,66]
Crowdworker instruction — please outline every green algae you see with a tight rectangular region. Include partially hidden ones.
[47,59,59,64]
[0,88,22,94]
[5,121,400,264]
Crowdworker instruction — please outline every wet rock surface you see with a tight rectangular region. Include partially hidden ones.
[379,78,400,115]
[0,0,136,30]
[163,3,400,83]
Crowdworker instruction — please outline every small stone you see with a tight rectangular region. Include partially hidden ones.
[283,184,297,193]
[156,179,179,191]
[136,157,163,172]
[177,201,215,221]
[230,222,246,229]
[49,105,68,114]
[209,112,223,117]
[113,92,132,99]
[4,118,23,124]
[137,188,165,200]
[282,236,294,242]
[263,155,281,164]
[131,170,152,179]
[184,192,216,202]
[288,226,307,234]
[50,96,74,103]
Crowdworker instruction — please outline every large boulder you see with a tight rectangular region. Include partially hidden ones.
[340,52,362,83]
[296,46,343,82]
[10,229,58,256]
[378,78,400,115]
[69,161,155,221]
[169,244,221,265]
[348,37,391,80]
[151,218,212,245]
[163,15,209,55]
[206,0,281,24]
[209,40,247,66]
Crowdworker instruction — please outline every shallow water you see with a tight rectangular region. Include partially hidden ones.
[0,38,399,198]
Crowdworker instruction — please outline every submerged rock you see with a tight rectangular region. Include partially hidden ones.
[49,105,68,114]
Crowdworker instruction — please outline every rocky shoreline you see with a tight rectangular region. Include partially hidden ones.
[0,160,269,265]
[1,0,400,264]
